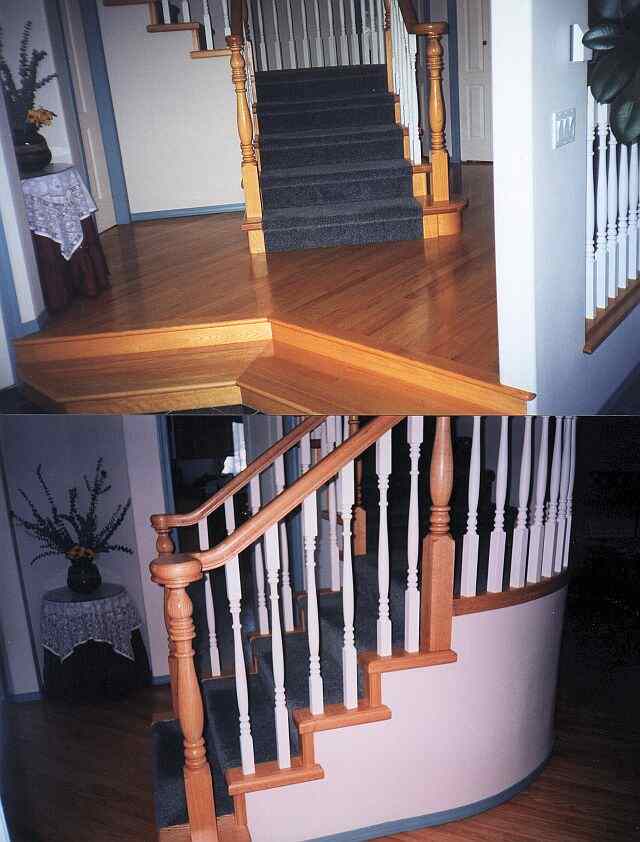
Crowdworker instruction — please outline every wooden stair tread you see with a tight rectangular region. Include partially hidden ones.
[417,195,469,215]
[226,756,324,796]
[191,49,231,59]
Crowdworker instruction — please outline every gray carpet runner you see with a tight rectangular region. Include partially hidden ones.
[256,64,423,251]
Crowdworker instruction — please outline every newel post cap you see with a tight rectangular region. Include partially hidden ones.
[150,553,203,588]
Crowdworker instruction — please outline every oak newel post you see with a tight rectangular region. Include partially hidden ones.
[424,24,450,204]
[152,518,179,717]
[150,555,219,842]
[420,416,454,652]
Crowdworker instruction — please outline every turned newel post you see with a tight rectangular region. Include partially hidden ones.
[425,24,450,203]
[152,516,179,717]
[151,555,219,842]
[383,0,393,94]
[420,416,455,652]
[349,416,367,556]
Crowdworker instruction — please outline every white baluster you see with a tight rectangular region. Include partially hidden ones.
[221,0,230,36]
[299,0,312,68]
[274,451,294,632]
[224,498,255,775]
[249,476,269,635]
[554,417,573,575]
[348,0,359,64]
[339,459,358,709]
[607,111,618,300]
[311,0,324,66]
[510,417,532,589]
[460,416,481,597]
[409,32,420,164]
[376,0,384,63]
[181,1,191,23]
[325,418,341,593]
[360,0,370,63]
[203,0,214,50]
[404,416,422,652]
[376,429,392,657]
[629,142,639,281]
[487,417,509,593]
[563,417,577,570]
[326,0,337,65]
[284,0,296,68]
[527,416,549,583]
[302,493,324,715]
[595,101,608,310]
[586,88,596,319]
[542,417,563,578]
[271,0,283,70]
[250,0,268,70]
[618,143,630,290]
[264,524,291,769]
[367,0,378,62]
[161,0,171,24]
[198,519,221,676]
[337,0,349,64]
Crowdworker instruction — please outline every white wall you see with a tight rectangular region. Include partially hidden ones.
[245,587,567,841]
[97,4,243,214]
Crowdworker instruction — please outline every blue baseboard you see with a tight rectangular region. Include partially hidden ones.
[4,691,43,704]
[130,203,245,222]
[152,674,171,686]
[305,754,551,842]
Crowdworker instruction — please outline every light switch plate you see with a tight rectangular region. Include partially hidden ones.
[553,108,576,149]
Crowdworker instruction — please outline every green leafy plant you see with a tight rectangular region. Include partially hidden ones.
[0,21,57,138]
[10,459,133,565]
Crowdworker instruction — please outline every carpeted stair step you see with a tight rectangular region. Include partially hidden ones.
[259,124,405,168]
[258,96,396,133]
[256,64,387,102]
[262,197,422,252]
[261,159,413,210]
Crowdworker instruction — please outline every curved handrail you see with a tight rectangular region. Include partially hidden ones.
[194,415,405,571]
[150,416,326,532]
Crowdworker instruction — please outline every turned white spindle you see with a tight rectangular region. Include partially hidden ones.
[337,0,349,64]
[251,0,268,70]
[348,0,359,64]
[563,417,577,570]
[542,417,563,578]
[181,1,191,23]
[274,450,294,632]
[404,416,422,652]
[376,0,384,61]
[629,142,639,281]
[339,459,358,709]
[302,493,324,715]
[554,417,573,575]
[618,143,630,290]
[326,0,337,65]
[224,498,255,775]
[586,88,596,319]
[460,416,481,597]
[487,416,509,593]
[376,429,392,657]
[249,475,269,635]
[203,0,214,50]
[271,0,283,70]
[299,432,312,593]
[284,0,296,68]
[607,113,619,300]
[368,0,378,62]
[325,418,341,593]
[510,417,532,589]
[299,0,312,68]
[198,519,221,676]
[359,0,370,63]
[311,0,324,66]
[221,0,230,36]
[161,0,171,24]
[527,416,549,583]
[595,102,608,310]
[264,523,291,769]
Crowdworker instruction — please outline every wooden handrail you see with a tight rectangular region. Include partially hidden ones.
[194,416,405,572]
[151,416,326,535]
[396,1,448,37]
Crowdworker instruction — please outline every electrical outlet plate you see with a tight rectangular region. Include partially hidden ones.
[553,108,576,149]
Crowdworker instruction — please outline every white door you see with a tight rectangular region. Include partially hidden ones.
[60,0,117,232]
[457,0,492,162]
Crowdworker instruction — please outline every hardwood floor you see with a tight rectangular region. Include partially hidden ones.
[2,621,637,842]
[13,166,528,414]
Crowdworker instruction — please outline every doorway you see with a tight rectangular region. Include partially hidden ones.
[457,0,492,162]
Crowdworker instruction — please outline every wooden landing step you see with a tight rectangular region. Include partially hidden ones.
[15,320,532,414]
[159,815,250,842]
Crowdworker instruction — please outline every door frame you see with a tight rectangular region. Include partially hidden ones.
[455,0,493,162]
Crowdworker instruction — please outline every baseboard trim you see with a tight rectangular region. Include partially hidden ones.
[152,674,171,685]
[130,203,245,222]
[4,691,43,703]
[303,753,551,842]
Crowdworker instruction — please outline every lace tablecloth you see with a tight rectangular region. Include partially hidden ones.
[41,584,142,662]
[21,165,97,260]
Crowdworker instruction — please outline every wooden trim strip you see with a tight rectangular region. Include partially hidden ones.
[146,23,201,32]
[195,417,404,571]
[453,572,569,616]
[396,2,448,37]
[151,416,326,530]
[293,701,392,735]
[226,756,323,796]
[584,278,640,353]
[359,649,457,675]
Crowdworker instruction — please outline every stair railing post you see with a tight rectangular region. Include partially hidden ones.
[339,459,358,709]
[249,475,270,634]
[487,416,509,593]
[420,416,454,652]
[325,416,341,592]
[227,34,265,254]
[404,416,423,653]
[542,417,563,578]
[376,428,393,657]
[425,24,450,202]
[274,446,295,632]
[460,416,481,597]
[150,556,219,842]
[198,520,222,677]
[153,523,179,716]
[348,416,367,555]
[303,492,325,715]
[563,417,577,570]
[554,416,573,575]
[527,416,550,583]
[510,417,532,589]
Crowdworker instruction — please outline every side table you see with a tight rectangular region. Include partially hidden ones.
[41,583,151,701]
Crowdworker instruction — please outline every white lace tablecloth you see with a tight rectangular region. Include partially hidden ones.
[41,584,142,662]
[21,165,97,260]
